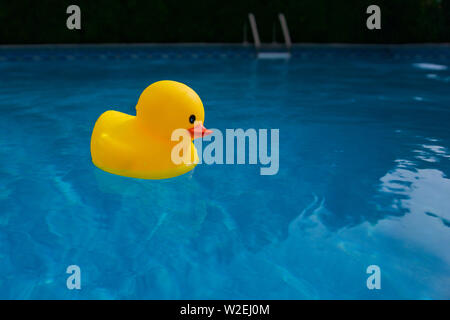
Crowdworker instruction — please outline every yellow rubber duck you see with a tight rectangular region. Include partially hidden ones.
[90,80,212,179]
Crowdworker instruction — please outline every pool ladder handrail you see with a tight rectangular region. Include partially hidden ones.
[247,13,292,58]
[248,13,261,49]
[278,13,292,49]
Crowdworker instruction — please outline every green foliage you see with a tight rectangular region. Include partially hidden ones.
[0,0,448,44]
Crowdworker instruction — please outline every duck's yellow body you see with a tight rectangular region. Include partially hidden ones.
[90,81,211,180]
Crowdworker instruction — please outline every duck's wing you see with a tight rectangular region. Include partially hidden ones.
[90,110,137,172]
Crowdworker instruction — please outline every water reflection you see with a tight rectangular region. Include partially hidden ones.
[376,141,450,267]
[379,141,450,228]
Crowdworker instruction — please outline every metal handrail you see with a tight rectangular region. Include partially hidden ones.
[278,13,292,49]
[247,12,291,59]
[248,13,261,49]
[247,13,291,50]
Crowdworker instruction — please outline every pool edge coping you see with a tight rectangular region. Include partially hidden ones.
[1,42,450,49]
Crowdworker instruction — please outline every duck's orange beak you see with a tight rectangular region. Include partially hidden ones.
[188,124,213,139]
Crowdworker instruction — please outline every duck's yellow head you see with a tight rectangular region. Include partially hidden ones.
[136,80,211,140]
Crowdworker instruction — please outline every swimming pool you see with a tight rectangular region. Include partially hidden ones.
[0,45,449,299]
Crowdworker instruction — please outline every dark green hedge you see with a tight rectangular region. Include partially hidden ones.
[0,0,449,44]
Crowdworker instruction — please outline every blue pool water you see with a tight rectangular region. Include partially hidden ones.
[0,45,449,299]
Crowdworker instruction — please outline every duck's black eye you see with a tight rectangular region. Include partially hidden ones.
[189,114,196,124]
